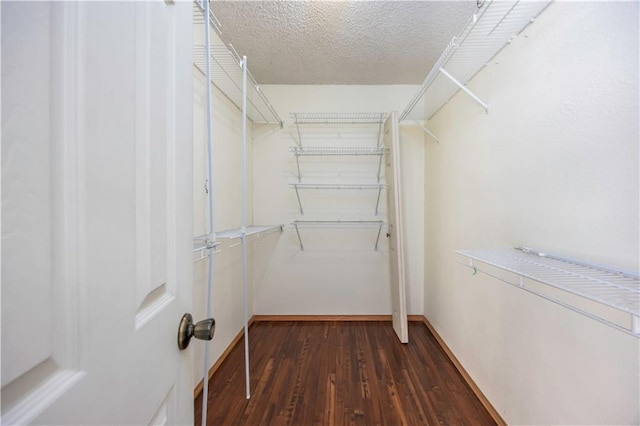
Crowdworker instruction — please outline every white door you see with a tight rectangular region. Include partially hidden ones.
[383,111,408,343]
[1,2,195,424]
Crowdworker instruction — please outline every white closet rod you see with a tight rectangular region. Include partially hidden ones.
[200,0,215,424]
[240,56,251,400]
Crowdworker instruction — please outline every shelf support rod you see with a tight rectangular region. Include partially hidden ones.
[293,222,304,251]
[439,67,489,113]
[294,186,304,215]
[375,186,382,216]
[376,152,384,183]
[413,121,440,144]
[295,154,301,182]
[374,224,383,251]
[376,118,383,148]
[293,113,302,147]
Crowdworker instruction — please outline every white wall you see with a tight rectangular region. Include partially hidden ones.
[423,2,639,424]
[252,85,425,315]
[192,67,255,389]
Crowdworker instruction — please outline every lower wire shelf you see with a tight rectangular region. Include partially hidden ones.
[193,225,283,262]
[216,225,284,240]
[292,220,385,251]
[455,247,640,337]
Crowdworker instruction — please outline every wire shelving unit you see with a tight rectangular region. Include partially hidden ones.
[456,247,640,337]
[400,0,551,127]
[289,183,387,215]
[288,112,390,251]
[292,220,386,251]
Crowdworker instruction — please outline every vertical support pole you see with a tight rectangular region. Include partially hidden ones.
[438,67,489,113]
[201,1,215,424]
[374,223,383,251]
[241,56,250,400]
[376,116,383,148]
[376,152,383,183]
[294,222,304,250]
[294,113,303,147]
[294,185,304,215]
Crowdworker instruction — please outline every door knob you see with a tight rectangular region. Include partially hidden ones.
[177,313,215,350]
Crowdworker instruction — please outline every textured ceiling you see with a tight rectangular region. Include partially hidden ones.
[212,1,478,85]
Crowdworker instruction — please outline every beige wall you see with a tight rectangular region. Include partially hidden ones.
[252,85,425,315]
[423,2,639,424]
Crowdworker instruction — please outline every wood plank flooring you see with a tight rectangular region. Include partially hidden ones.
[195,321,495,425]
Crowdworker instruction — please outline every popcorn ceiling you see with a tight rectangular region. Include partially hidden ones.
[212,1,477,85]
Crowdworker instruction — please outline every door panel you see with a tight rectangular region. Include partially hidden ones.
[1,3,85,419]
[1,1,193,424]
[384,111,408,343]
[134,0,175,326]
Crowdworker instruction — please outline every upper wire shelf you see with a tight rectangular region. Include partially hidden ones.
[291,113,387,125]
[456,247,640,337]
[193,4,283,126]
[400,0,551,123]
[291,112,388,147]
[192,1,221,34]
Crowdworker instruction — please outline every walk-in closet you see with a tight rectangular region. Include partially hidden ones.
[1,1,638,425]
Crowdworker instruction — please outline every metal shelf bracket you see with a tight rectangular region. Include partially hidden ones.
[439,67,488,113]
[414,121,440,144]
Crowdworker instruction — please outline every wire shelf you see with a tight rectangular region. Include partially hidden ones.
[456,247,640,336]
[216,225,284,240]
[292,220,386,251]
[400,0,551,122]
[193,45,282,125]
[192,1,221,34]
[290,183,386,190]
[291,113,387,125]
[289,184,387,216]
[193,234,220,263]
[290,146,387,156]
[192,4,282,126]
[293,219,384,227]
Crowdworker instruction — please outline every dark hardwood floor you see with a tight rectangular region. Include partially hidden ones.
[195,321,495,425]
